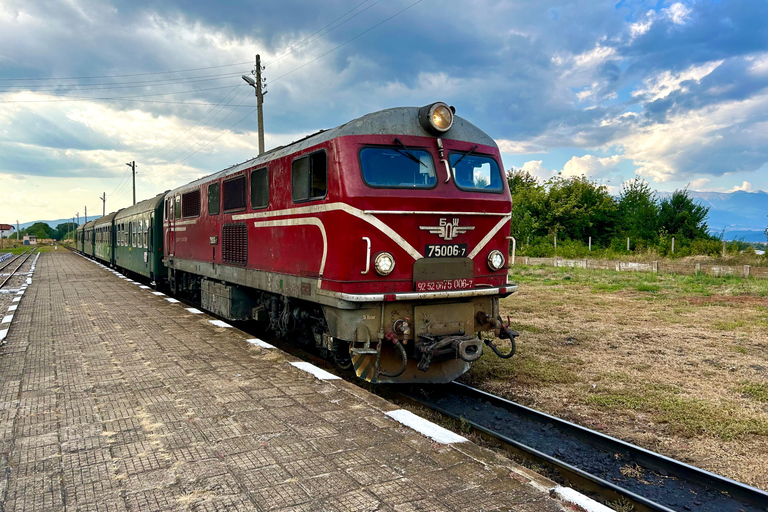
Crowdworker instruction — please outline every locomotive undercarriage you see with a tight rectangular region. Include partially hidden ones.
[166,267,517,384]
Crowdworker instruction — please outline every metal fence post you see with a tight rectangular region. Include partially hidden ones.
[588,236,591,251]
[745,265,751,278]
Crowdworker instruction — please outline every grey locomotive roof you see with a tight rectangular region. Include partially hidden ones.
[115,192,166,220]
[167,106,497,196]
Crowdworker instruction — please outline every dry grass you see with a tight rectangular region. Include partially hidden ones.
[462,265,768,490]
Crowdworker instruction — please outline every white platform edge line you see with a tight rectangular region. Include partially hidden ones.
[385,409,467,444]
[551,486,615,512]
[185,308,203,314]
[0,329,7,341]
[289,361,341,380]
[246,338,275,349]
[165,298,180,303]
[209,320,232,328]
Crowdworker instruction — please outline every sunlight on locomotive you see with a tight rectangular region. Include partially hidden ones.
[432,104,453,131]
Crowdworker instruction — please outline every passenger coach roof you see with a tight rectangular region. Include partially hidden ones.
[167,105,498,196]
[94,212,118,226]
[115,192,166,220]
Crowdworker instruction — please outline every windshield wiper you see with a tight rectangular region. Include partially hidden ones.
[393,138,427,167]
[451,145,479,168]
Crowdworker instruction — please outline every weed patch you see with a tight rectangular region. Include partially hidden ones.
[739,382,768,402]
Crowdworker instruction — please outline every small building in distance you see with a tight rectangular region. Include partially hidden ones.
[23,235,37,245]
[0,224,13,238]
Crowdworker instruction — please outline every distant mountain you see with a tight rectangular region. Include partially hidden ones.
[690,190,766,242]
[656,190,767,242]
[18,216,101,231]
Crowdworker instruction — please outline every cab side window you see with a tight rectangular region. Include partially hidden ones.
[208,183,220,215]
[292,151,327,202]
[250,168,269,209]
[223,176,246,212]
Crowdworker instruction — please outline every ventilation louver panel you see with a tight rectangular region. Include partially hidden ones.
[222,223,248,265]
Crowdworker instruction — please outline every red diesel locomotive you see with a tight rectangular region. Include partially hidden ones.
[163,102,517,383]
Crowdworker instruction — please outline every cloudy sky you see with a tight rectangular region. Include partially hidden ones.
[1,0,767,223]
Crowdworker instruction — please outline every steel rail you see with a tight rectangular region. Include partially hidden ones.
[0,251,27,273]
[0,249,36,290]
[397,382,768,512]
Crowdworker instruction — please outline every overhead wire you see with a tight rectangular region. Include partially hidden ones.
[154,0,428,179]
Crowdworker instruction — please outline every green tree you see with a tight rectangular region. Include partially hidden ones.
[541,175,618,246]
[657,189,711,241]
[55,222,78,240]
[618,178,659,244]
[507,169,546,244]
[20,222,55,240]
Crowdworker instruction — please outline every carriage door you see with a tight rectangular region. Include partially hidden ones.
[167,198,176,257]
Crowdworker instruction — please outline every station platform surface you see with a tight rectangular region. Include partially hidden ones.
[0,252,570,512]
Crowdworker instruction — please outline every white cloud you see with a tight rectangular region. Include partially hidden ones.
[561,154,623,179]
[615,90,768,182]
[729,181,754,192]
[747,52,768,76]
[520,160,555,180]
[633,60,723,101]
[663,3,692,25]
[689,178,711,189]
[497,139,545,155]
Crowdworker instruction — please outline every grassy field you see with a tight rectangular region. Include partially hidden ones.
[461,265,768,490]
[1,244,69,254]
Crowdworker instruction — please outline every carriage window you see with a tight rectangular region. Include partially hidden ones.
[292,151,327,202]
[223,176,246,212]
[174,196,181,219]
[360,147,436,189]
[182,190,201,218]
[208,183,220,215]
[250,168,269,209]
[449,152,503,193]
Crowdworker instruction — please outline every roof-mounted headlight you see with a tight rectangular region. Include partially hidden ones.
[418,102,455,135]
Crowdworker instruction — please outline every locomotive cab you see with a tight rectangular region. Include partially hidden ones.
[316,103,518,383]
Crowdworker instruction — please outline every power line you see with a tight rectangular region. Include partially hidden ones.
[269,0,427,84]
[0,70,248,92]
[0,61,254,82]
[154,0,428,177]
[150,87,249,162]
[263,0,384,67]
[155,0,428,177]
[144,85,243,160]
[0,84,255,103]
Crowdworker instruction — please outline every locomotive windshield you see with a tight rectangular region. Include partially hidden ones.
[360,147,436,188]
[449,152,503,192]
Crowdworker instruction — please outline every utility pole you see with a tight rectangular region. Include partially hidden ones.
[16,220,19,241]
[126,161,137,205]
[100,192,106,216]
[85,206,88,224]
[242,54,267,155]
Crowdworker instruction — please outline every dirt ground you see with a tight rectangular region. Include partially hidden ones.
[461,265,768,490]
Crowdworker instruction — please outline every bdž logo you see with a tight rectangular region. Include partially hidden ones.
[419,218,474,241]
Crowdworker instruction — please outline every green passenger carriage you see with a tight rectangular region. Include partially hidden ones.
[114,193,167,282]
[93,212,117,265]
[81,220,96,258]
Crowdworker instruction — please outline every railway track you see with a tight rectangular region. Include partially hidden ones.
[74,251,768,512]
[395,382,768,512]
[0,249,36,290]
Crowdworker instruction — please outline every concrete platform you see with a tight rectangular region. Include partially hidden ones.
[0,252,571,512]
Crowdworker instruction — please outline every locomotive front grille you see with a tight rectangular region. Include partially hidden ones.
[222,223,248,265]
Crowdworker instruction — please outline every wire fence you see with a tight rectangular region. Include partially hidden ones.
[515,257,768,279]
